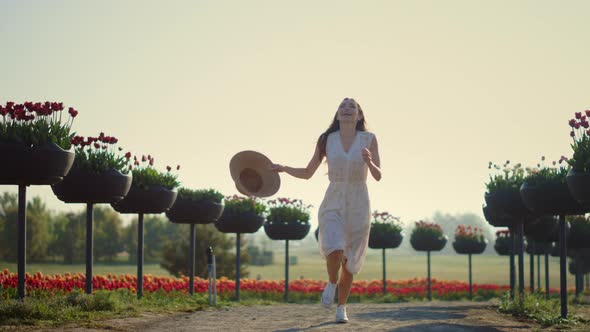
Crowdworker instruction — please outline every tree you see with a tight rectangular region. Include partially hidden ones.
[160,224,250,279]
[57,211,86,264]
[0,193,53,262]
[93,206,124,263]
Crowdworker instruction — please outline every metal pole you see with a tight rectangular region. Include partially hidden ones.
[575,253,583,297]
[285,239,289,302]
[236,233,240,301]
[85,203,94,294]
[517,222,525,300]
[469,253,473,300]
[137,213,144,300]
[189,224,196,295]
[510,231,515,300]
[17,184,26,300]
[530,240,535,293]
[537,255,541,293]
[382,248,386,295]
[559,214,567,318]
[545,253,549,299]
[427,251,431,301]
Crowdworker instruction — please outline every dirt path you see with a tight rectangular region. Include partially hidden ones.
[28,301,546,332]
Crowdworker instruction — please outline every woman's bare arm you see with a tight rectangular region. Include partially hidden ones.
[362,135,382,181]
[270,144,322,180]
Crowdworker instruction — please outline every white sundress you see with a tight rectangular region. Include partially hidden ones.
[318,130,374,274]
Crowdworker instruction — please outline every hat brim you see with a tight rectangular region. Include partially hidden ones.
[229,150,281,197]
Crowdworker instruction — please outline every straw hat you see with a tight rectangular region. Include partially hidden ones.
[229,150,280,197]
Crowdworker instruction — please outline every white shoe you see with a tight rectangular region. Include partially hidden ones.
[321,282,337,308]
[336,305,349,323]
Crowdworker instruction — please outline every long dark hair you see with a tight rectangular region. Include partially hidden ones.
[317,98,368,159]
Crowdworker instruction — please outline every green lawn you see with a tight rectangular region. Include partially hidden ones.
[249,250,577,290]
[0,251,578,290]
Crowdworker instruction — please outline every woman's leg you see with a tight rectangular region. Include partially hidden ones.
[327,250,343,283]
[337,258,353,305]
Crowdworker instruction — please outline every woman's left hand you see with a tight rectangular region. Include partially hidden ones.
[361,148,372,164]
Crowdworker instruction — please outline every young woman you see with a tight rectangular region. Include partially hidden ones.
[270,98,382,323]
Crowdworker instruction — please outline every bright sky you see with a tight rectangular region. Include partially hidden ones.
[1,0,589,227]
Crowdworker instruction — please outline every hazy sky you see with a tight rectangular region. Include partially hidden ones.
[1,0,589,227]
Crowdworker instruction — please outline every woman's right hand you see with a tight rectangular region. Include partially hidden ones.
[269,163,285,172]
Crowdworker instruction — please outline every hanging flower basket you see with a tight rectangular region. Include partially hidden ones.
[166,188,224,224]
[0,101,78,185]
[111,184,177,214]
[368,211,404,249]
[410,221,447,252]
[494,230,512,256]
[452,225,488,254]
[52,167,132,203]
[264,220,310,240]
[263,197,311,240]
[214,195,266,234]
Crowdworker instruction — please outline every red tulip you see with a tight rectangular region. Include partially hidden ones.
[576,112,582,119]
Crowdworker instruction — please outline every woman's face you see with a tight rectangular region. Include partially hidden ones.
[337,99,362,123]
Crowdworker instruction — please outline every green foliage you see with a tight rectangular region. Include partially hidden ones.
[223,195,266,216]
[0,193,53,262]
[177,188,224,203]
[411,220,444,238]
[486,161,525,194]
[266,197,311,224]
[160,224,250,279]
[0,101,78,149]
[93,207,125,263]
[499,292,587,327]
[132,166,180,191]
[454,225,485,242]
[70,134,131,174]
[371,210,402,234]
[523,156,569,186]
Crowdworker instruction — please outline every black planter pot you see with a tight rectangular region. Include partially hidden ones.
[0,142,74,185]
[314,227,319,242]
[368,230,403,249]
[166,198,224,224]
[51,168,132,203]
[483,205,518,227]
[410,234,448,252]
[453,238,487,254]
[523,216,559,243]
[215,210,264,233]
[485,189,530,219]
[494,236,512,256]
[567,169,590,208]
[111,184,177,214]
[264,221,310,240]
[520,182,587,216]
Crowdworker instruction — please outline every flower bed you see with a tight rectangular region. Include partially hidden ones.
[0,270,514,301]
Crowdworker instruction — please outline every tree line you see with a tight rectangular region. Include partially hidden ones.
[0,192,249,278]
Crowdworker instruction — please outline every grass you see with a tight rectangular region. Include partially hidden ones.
[499,292,590,328]
[0,252,579,289]
[0,288,273,328]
